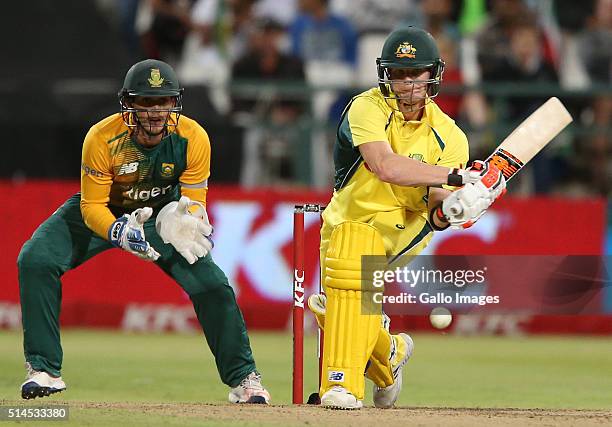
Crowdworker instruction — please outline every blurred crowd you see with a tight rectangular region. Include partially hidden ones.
[97,0,611,196]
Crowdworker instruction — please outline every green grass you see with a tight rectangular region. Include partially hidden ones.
[0,330,611,425]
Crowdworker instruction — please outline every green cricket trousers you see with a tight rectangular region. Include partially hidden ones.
[17,193,256,387]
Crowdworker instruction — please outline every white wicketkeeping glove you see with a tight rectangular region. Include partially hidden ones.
[155,196,214,264]
[109,207,160,261]
[441,163,506,229]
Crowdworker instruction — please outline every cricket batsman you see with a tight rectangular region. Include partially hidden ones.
[17,59,270,404]
[308,27,506,409]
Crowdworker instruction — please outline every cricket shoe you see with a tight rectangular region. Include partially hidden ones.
[320,386,363,410]
[228,371,270,404]
[372,333,414,409]
[21,363,66,400]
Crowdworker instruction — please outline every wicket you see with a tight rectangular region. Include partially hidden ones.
[292,204,324,404]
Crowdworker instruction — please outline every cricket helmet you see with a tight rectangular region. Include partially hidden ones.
[118,59,184,133]
[376,27,445,106]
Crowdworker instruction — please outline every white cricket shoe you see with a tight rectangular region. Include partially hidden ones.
[228,372,270,404]
[320,386,363,409]
[372,333,414,409]
[21,363,66,400]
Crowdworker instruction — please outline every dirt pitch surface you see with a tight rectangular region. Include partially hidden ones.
[74,402,612,426]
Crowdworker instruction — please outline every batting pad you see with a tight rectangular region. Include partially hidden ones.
[308,294,396,388]
[321,221,385,400]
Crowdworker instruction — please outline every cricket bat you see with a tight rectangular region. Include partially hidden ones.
[485,96,573,181]
[447,97,573,219]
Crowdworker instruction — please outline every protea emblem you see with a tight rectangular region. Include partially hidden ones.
[161,163,174,177]
[148,69,165,87]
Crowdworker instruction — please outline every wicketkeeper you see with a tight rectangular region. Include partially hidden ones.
[17,59,270,404]
[308,27,505,409]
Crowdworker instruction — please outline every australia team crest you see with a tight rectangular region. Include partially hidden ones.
[395,42,417,59]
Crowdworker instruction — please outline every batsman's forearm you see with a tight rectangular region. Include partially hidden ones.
[377,153,452,187]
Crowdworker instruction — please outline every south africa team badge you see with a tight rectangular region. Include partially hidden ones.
[161,163,174,177]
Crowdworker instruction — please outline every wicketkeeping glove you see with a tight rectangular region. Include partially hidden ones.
[441,162,506,229]
[108,207,160,261]
[155,196,214,264]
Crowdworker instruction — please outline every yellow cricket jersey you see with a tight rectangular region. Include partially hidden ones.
[80,113,210,239]
[322,88,469,259]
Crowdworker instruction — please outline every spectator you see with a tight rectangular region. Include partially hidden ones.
[119,0,144,59]
[331,0,417,35]
[578,0,611,84]
[289,0,358,121]
[475,0,534,80]
[486,20,559,119]
[178,0,256,112]
[577,0,612,195]
[289,0,357,66]
[554,0,595,34]
[232,19,308,186]
[420,0,461,41]
[253,0,298,27]
[487,20,564,193]
[141,0,195,64]
[232,18,305,114]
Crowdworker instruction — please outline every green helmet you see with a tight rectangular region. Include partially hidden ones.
[376,26,445,105]
[118,59,184,134]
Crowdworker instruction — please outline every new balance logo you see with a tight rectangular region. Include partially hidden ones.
[118,162,139,175]
[328,371,345,382]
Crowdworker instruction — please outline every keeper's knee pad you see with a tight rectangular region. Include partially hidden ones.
[320,221,385,400]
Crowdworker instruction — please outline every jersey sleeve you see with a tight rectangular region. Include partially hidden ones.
[179,123,211,206]
[80,126,117,239]
[436,126,469,191]
[346,96,390,147]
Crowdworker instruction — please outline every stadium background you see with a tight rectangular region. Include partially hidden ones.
[0,0,610,419]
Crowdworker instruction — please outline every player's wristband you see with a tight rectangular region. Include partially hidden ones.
[429,204,450,231]
[447,168,464,187]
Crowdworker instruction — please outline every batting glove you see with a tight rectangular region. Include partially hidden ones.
[441,164,506,229]
[447,160,496,187]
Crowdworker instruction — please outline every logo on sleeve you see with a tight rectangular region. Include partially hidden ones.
[81,163,104,178]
